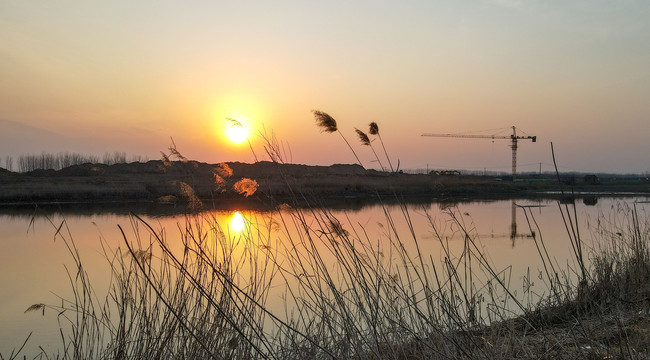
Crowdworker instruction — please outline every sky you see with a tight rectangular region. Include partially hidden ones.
[1,0,649,174]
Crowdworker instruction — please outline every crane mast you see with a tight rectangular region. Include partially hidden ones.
[511,127,518,180]
[421,126,536,179]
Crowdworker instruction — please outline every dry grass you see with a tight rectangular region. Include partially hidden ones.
[6,127,650,359]
[14,181,649,359]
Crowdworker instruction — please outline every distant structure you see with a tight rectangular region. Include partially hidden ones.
[422,126,536,180]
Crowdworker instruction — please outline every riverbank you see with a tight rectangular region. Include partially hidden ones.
[1,160,648,205]
[2,164,649,358]
[5,194,647,359]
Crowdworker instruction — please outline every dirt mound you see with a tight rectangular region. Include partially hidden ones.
[0,167,14,176]
[105,161,167,175]
[56,163,107,176]
[226,161,366,178]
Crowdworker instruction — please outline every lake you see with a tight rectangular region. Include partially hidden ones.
[1,195,648,357]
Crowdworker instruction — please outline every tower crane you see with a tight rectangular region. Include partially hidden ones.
[421,126,536,179]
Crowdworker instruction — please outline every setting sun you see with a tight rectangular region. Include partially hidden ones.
[225,118,249,144]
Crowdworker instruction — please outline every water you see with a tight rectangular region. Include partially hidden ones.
[1,196,648,356]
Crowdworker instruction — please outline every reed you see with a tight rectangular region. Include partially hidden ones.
[10,123,650,359]
[313,110,364,168]
[368,122,396,173]
[16,186,650,359]
[355,128,385,172]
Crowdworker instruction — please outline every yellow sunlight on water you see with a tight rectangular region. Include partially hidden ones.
[230,211,246,233]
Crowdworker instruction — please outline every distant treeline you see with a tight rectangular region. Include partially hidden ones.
[2,152,148,172]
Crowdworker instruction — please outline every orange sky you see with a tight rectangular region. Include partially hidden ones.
[1,1,649,173]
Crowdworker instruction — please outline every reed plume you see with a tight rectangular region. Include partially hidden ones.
[214,174,227,191]
[215,162,233,178]
[226,117,243,128]
[368,122,394,173]
[168,137,188,162]
[233,178,259,197]
[368,122,379,135]
[313,110,337,133]
[312,110,364,168]
[24,303,46,315]
[355,128,385,171]
[160,152,172,167]
[213,162,233,191]
[355,129,370,145]
[178,181,202,210]
[160,137,188,167]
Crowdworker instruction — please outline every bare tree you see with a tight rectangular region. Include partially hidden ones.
[3,156,13,171]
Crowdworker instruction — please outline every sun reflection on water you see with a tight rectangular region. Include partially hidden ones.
[230,211,246,233]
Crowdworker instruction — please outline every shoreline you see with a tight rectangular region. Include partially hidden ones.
[1,160,649,207]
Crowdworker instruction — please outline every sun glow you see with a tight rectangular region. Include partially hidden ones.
[225,118,249,144]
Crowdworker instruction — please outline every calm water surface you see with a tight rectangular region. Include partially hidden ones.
[1,196,648,356]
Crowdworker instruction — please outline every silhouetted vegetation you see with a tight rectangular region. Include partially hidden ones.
[4,115,650,359]
[14,164,650,359]
[6,151,148,172]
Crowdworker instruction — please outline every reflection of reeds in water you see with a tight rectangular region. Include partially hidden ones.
[230,211,246,233]
[29,196,650,358]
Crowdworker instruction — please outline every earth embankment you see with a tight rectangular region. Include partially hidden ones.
[0,160,647,205]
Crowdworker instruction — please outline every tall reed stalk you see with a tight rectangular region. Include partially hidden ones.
[14,126,650,359]
[312,110,364,168]
[369,122,396,173]
[355,128,385,171]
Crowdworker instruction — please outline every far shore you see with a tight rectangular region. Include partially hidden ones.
[1,160,648,209]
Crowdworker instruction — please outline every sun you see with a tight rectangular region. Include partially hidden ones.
[226,118,249,144]
[227,125,248,144]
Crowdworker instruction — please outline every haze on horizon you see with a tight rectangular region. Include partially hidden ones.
[1,1,649,174]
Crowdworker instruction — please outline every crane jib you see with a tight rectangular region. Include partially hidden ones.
[420,127,537,179]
